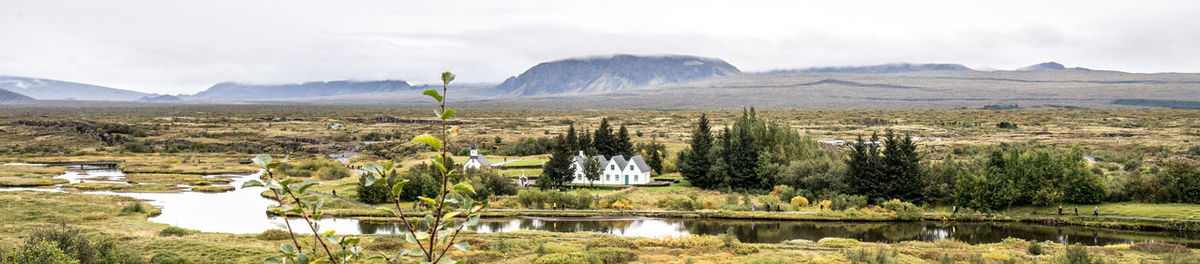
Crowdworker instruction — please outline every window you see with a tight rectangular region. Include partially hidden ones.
[629,165,633,170]
[611,165,615,170]
[606,175,610,181]
[634,175,638,181]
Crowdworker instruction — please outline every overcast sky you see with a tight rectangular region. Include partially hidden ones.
[2,0,1198,94]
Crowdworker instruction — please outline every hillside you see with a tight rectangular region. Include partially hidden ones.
[0,88,34,102]
[0,76,150,101]
[463,69,1200,109]
[774,63,973,74]
[494,54,741,95]
[186,80,416,100]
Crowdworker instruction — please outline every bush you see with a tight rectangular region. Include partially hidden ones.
[586,237,639,250]
[790,196,809,207]
[5,241,79,264]
[157,227,189,237]
[589,247,637,264]
[520,189,595,209]
[656,196,698,211]
[256,229,292,241]
[1027,240,1044,256]
[1060,244,1097,264]
[119,202,148,215]
[533,252,601,264]
[845,246,901,264]
[880,199,921,220]
[149,252,187,264]
[22,223,144,264]
[316,166,351,180]
[825,194,866,211]
[644,235,723,249]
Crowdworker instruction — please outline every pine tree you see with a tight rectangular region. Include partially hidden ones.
[882,130,923,203]
[846,133,886,201]
[566,123,579,152]
[539,135,576,190]
[578,130,596,156]
[617,124,633,157]
[594,118,615,157]
[680,114,714,188]
[727,112,760,190]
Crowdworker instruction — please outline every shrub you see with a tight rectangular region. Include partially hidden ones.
[365,241,404,251]
[645,235,722,249]
[119,202,148,215]
[845,246,900,264]
[827,194,867,211]
[316,166,351,180]
[149,252,187,264]
[790,196,809,207]
[518,189,550,208]
[589,247,637,264]
[23,223,143,264]
[158,227,189,237]
[1027,240,1044,256]
[464,252,504,263]
[586,237,639,250]
[880,199,921,220]
[5,241,78,264]
[656,196,698,211]
[1060,244,1096,264]
[256,229,292,241]
[817,238,861,248]
[533,252,601,264]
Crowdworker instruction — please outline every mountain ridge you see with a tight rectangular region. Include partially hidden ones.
[494,54,741,95]
[0,76,151,101]
[185,80,416,100]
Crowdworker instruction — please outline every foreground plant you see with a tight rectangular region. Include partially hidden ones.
[244,155,365,264]
[359,71,484,264]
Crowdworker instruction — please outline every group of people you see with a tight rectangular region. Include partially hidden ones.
[1058,205,1099,216]
[749,203,784,212]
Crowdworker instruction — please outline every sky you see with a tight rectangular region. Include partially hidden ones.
[2,0,1198,94]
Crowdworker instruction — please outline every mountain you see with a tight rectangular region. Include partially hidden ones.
[0,88,34,102]
[186,80,415,100]
[0,76,151,101]
[138,94,182,102]
[776,63,974,74]
[1017,62,1067,71]
[495,54,741,95]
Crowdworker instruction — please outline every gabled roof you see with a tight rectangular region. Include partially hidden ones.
[627,156,652,173]
[467,155,490,167]
[610,155,627,170]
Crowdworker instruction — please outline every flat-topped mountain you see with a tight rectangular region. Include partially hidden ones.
[776,63,974,74]
[0,76,150,101]
[495,54,741,95]
[186,80,416,100]
[0,88,34,102]
[1018,62,1067,71]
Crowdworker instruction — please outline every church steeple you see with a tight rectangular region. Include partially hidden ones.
[469,141,479,157]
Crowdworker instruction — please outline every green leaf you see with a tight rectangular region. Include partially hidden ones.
[412,134,442,151]
[418,196,437,206]
[253,154,271,167]
[405,233,418,244]
[454,241,470,252]
[297,253,310,264]
[263,257,282,264]
[440,108,456,120]
[441,71,456,85]
[407,247,423,256]
[423,89,443,102]
[242,180,264,188]
[265,162,281,170]
[298,179,319,193]
[464,214,480,227]
[441,212,461,223]
[363,175,378,187]
[281,243,296,254]
[452,182,475,194]
[362,163,383,176]
[280,178,294,187]
[391,180,407,196]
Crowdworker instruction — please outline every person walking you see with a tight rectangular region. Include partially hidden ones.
[1074,207,1078,216]
[1058,206,1063,216]
[1093,206,1099,216]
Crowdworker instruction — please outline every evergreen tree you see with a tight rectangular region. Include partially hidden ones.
[639,136,665,175]
[881,130,923,203]
[579,130,597,156]
[846,133,886,201]
[727,112,761,190]
[680,114,714,188]
[594,118,616,157]
[566,123,579,152]
[617,124,634,157]
[539,135,576,190]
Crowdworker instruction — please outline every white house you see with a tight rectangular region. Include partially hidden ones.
[570,151,652,185]
[462,143,491,170]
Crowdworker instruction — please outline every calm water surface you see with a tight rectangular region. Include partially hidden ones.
[3,166,1199,248]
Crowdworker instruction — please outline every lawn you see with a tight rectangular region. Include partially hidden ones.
[1007,202,1200,220]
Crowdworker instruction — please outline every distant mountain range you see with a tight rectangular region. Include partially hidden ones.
[0,76,151,101]
[0,57,1173,108]
[494,54,741,95]
[773,63,974,74]
[185,80,415,100]
[0,88,34,102]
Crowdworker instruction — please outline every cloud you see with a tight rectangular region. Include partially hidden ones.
[0,0,1197,94]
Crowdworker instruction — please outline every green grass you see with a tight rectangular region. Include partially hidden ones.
[641,179,693,192]
[497,159,547,167]
[499,168,541,177]
[0,176,68,187]
[1007,203,1200,220]
[62,182,183,193]
[191,185,235,193]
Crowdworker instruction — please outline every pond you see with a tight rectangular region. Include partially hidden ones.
[4,166,1200,248]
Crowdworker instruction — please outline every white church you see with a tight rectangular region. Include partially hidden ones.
[462,143,491,170]
[570,151,652,185]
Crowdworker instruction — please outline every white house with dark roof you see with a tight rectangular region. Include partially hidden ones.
[571,151,652,185]
[462,143,491,170]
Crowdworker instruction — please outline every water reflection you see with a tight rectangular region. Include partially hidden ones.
[2,167,1198,248]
